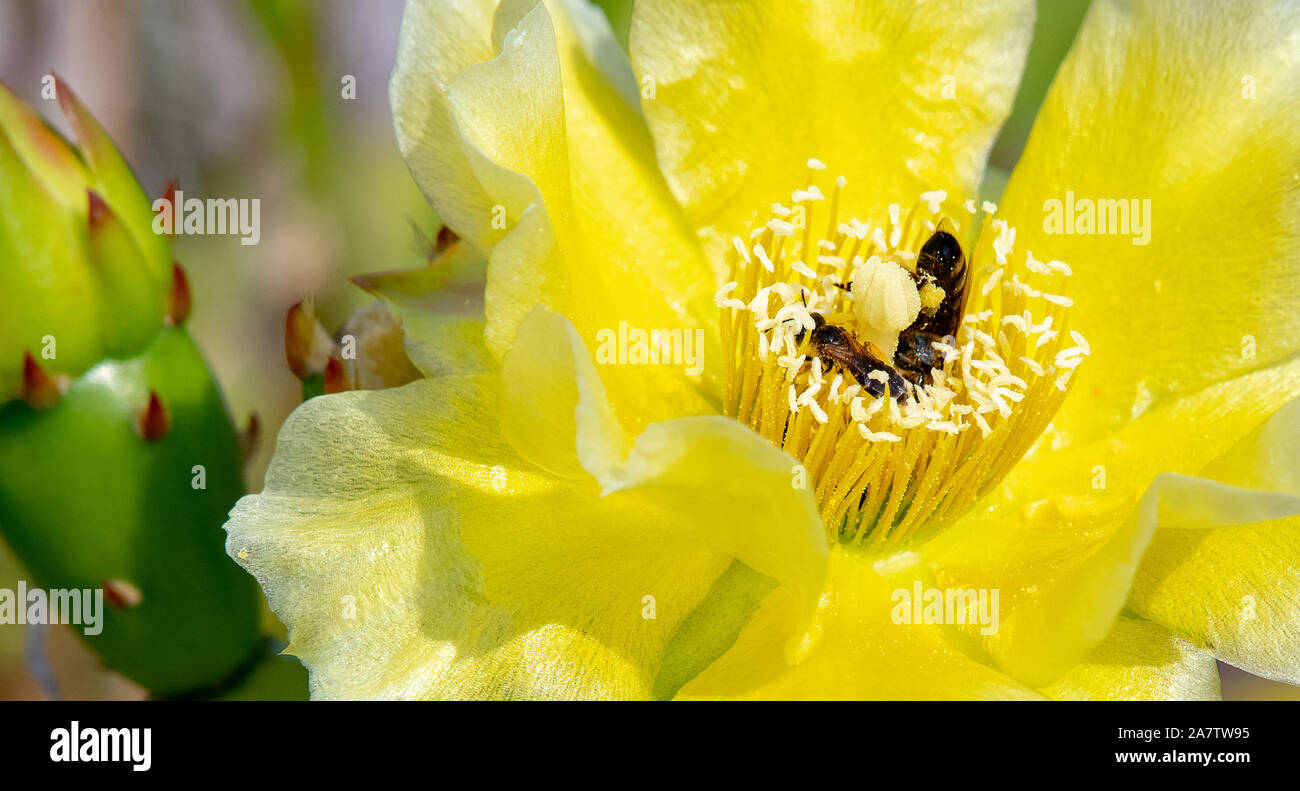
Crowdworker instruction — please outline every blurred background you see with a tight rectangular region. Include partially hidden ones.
[0,0,1292,700]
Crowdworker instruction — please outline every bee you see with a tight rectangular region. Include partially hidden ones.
[894,219,969,386]
[796,313,910,402]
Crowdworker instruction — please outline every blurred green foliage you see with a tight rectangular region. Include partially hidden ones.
[246,0,334,194]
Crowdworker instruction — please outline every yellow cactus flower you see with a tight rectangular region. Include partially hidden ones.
[225,0,1300,699]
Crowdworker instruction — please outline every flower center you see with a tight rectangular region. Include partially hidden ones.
[715,159,1089,549]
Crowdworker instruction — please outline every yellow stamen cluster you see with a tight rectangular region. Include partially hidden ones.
[715,161,1089,548]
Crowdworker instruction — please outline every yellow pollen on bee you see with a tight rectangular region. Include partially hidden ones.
[714,159,1090,548]
[918,282,946,312]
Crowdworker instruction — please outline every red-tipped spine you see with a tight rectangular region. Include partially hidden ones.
[21,352,60,409]
[86,188,109,230]
[102,578,143,609]
[323,357,349,394]
[167,262,192,327]
[137,391,171,441]
[156,177,177,239]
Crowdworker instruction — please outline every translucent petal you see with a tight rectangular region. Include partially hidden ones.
[925,472,1299,687]
[392,0,720,426]
[1040,614,1221,701]
[630,0,1034,263]
[677,548,1042,700]
[997,0,1300,447]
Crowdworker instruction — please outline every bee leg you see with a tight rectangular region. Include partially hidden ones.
[895,330,943,387]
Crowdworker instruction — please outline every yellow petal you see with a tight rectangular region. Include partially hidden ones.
[605,415,829,624]
[446,4,571,230]
[998,0,1300,448]
[225,376,718,698]
[629,0,1034,263]
[1201,396,1300,496]
[650,559,776,700]
[500,306,827,603]
[678,548,1042,700]
[1130,509,1300,686]
[921,359,1300,687]
[390,0,503,253]
[397,0,720,425]
[1041,614,1221,701]
[979,354,1300,519]
[228,355,826,698]
[1124,399,1300,685]
[499,305,631,479]
[925,472,1299,688]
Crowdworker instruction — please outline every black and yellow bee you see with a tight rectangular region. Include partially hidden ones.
[894,220,969,386]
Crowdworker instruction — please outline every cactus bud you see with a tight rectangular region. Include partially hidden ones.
[54,76,169,276]
[0,82,169,400]
[283,299,335,380]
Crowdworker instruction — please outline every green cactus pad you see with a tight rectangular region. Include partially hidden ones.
[0,327,263,695]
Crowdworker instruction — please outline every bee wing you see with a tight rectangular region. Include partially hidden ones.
[841,337,909,402]
[813,339,859,372]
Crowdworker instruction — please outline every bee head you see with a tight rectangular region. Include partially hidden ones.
[809,321,847,348]
[793,311,826,345]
